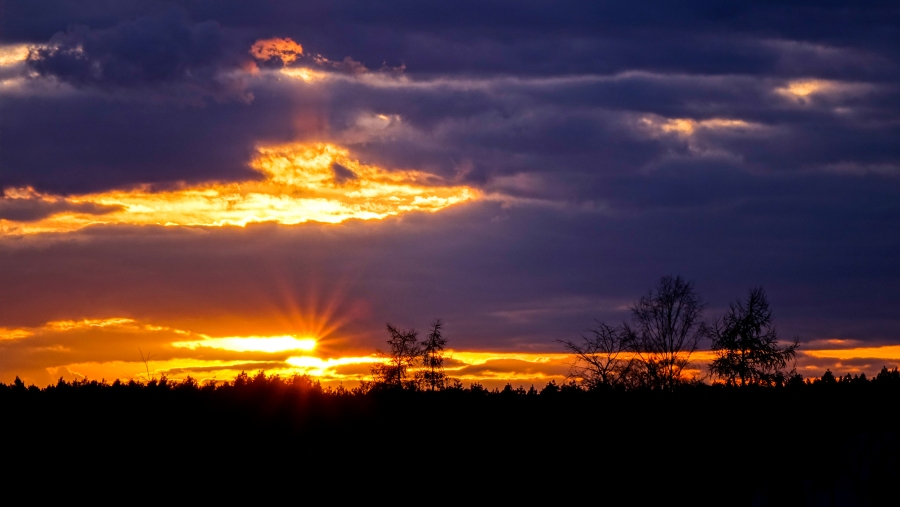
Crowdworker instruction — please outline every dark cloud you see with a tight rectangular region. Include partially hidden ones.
[0,77,323,193]
[6,1,900,80]
[0,196,121,221]
[330,162,358,185]
[25,8,252,102]
[5,3,900,194]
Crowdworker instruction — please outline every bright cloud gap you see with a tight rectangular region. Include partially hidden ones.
[173,336,317,353]
[0,143,478,235]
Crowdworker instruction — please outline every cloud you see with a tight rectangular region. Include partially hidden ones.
[25,8,253,102]
[174,336,316,353]
[0,78,317,194]
[0,142,477,234]
[250,37,303,66]
[160,361,290,376]
[313,55,368,75]
[0,191,122,222]
[451,358,571,379]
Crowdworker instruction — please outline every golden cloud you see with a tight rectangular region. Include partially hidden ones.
[641,116,757,137]
[249,37,304,65]
[0,142,478,235]
[174,336,317,353]
[774,79,873,104]
[0,44,31,66]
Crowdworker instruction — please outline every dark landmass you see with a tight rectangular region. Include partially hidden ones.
[1,369,897,504]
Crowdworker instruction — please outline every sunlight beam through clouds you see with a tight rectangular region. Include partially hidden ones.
[0,44,31,66]
[0,143,478,235]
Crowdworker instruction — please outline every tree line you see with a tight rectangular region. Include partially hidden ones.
[366,274,895,393]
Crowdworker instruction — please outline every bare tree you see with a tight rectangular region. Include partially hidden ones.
[419,319,448,391]
[559,321,634,389]
[628,275,708,391]
[371,324,421,389]
[138,348,156,383]
[709,287,799,386]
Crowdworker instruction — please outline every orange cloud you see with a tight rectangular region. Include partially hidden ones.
[249,37,303,65]
[774,79,874,105]
[174,336,317,353]
[0,316,574,389]
[802,345,900,362]
[0,44,31,66]
[0,143,478,235]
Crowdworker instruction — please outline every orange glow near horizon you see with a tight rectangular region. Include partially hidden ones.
[0,143,478,235]
[803,345,900,361]
[3,316,900,387]
[447,350,569,364]
[285,355,383,377]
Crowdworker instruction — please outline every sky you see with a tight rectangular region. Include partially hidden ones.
[1,1,899,387]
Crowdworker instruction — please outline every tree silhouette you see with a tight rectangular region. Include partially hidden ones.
[371,324,421,389]
[627,275,708,390]
[709,288,798,386]
[419,319,448,391]
[559,321,634,389]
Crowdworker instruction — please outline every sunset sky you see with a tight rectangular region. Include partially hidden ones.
[2,1,899,387]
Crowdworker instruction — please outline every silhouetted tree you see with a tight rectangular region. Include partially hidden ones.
[419,319,448,391]
[874,366,900,388]
[709,287,798,386]
[627,275,708,390]
[540,380,560,395]
[817,369,837,385]
[559,321,634,389]
[371,324,421,389]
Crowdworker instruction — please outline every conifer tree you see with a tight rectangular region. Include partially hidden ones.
[709,287,798,386]
[420,319,448,391]
[371,324,421,388]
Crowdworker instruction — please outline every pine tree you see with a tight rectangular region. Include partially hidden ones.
[420,319,448,391]
[371,324,421,389]
[709,287,798,386]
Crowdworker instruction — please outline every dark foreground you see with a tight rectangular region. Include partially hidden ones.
[1,372,897,504]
